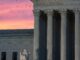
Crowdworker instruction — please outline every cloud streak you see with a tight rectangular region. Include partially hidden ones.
[0,0,34,29]
[0,19,34,30]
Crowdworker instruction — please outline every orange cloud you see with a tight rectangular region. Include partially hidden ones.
[0,19,34,30]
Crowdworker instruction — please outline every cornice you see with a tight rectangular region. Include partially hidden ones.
[34,5,80,11]
[34,1,80,8]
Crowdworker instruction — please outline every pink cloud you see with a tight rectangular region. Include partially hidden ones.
[0,2,33,15]
[0,10,34,20]
[0,1,34,29]
[0,0,31,4]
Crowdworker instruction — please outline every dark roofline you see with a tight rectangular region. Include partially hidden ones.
[0,29,34,37]
[0,29,33,31]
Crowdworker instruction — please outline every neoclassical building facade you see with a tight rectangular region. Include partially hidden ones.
[0,29,33,60]
[33,0,80,60]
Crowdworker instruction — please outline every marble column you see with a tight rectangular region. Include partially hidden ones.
[45,10,53,60]
[74,9,80,60]
[33,10,40,60]
[0,52,1,60]
[60,9,67,60]
[6,51,12,60]
[18,51,20,60]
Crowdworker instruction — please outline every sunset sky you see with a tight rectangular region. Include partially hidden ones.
[0,0,34,30]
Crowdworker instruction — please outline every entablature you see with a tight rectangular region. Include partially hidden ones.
[34,5,80,12]
[34,0,80,7]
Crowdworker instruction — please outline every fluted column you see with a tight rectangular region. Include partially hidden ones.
[60,9,67,60]
[45,9,53,60]
[7,51,12,60]
[33,10,40,60]
[74,9,80,60]
[0,51,1,60]
[18,51,20,60]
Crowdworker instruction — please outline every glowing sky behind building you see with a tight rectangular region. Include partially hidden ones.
[0,0,34,30]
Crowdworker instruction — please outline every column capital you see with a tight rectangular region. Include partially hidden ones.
[59,9,67,14]
[33,10,40,16]
[44,9,53,15]
[73,8,80,14]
